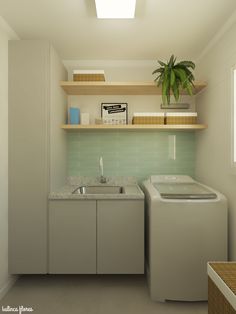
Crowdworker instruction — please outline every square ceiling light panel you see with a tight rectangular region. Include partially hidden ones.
[95,0,136,19]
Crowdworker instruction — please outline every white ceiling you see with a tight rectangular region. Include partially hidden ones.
[0,0,236,60]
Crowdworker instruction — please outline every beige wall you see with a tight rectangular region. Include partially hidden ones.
[196,20,236,260]
[64,60,196,124]
[0,17,18,298]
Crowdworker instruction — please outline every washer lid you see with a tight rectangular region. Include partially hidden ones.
[154,182,217,199]
[150,175,195,183]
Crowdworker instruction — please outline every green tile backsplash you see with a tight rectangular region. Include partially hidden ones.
[68,131,195,181]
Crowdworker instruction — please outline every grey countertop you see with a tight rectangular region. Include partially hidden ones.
[49,176,144,200]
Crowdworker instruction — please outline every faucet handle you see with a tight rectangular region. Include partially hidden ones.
[100,175,107,184]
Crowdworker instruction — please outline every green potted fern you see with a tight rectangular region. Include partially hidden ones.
[152,55,195,105]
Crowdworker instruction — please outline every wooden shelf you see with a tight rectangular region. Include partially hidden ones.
[61,124,207,131]
[60,81,207,96]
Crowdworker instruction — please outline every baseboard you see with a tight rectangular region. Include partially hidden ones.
[0,276,18,300]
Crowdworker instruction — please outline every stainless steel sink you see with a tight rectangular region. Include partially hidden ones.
[72,185,125,195]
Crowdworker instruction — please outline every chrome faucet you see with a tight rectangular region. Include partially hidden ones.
[99,156,107,183]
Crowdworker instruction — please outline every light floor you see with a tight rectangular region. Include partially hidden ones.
[0,275,207,314]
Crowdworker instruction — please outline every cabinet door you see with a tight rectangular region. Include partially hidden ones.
[97,200,144,274]
[8,40,51,274]
[49,200,96,274]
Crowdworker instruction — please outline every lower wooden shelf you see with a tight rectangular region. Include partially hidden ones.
[61,124,207,131]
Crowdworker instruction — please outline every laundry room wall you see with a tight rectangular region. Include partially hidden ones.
[64,60,197,181]
[0,16,18,299]
[195,16,236,260]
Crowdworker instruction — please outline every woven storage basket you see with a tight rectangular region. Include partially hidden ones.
[166,112,197,124]
[208,277,236,314]
[208,263,236,314]
[166,116,197,124]
[73,73,105,81]
[132,116,164,125]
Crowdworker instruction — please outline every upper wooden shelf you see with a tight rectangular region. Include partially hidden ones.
[60,81,207,96]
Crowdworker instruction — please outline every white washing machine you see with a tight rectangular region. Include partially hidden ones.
[142,175,227,302]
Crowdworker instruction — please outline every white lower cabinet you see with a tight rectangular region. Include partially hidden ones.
[49,200,97,274]
[97,200,144,274]
[49,199,144,274]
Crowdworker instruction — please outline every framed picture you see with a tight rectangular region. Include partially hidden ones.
[101,103,128,125]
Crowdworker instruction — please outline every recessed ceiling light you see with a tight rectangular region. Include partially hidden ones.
[95,0,136,19]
